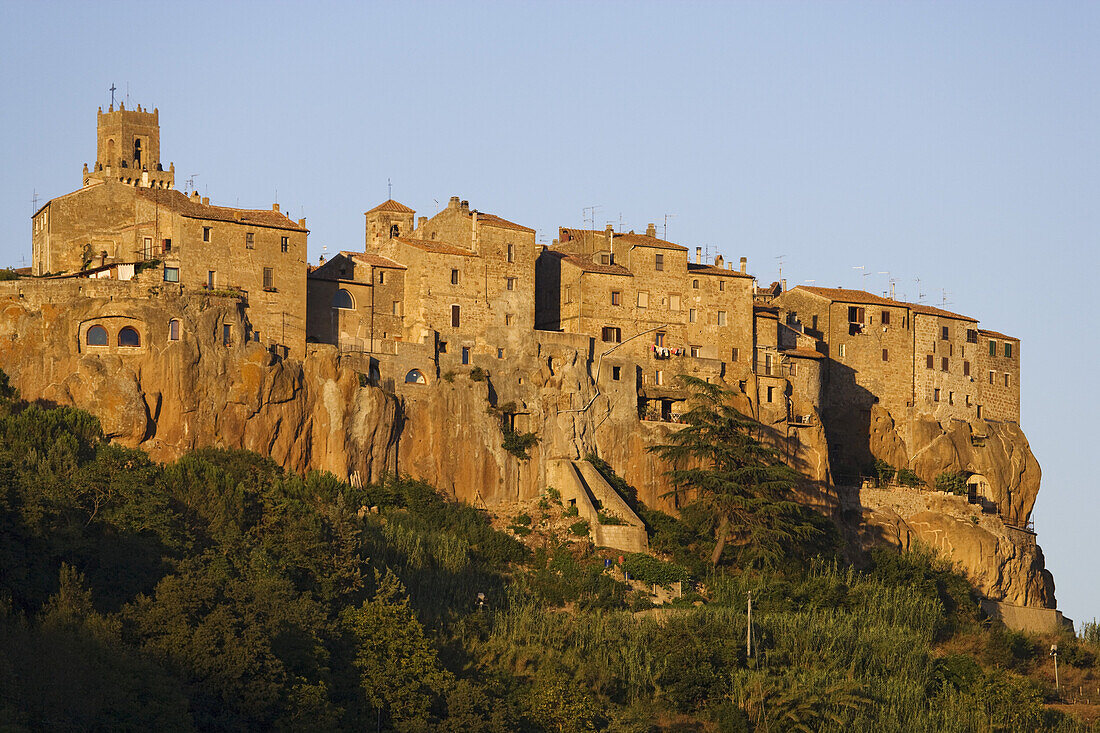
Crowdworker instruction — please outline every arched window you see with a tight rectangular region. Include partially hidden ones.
[404,369,426,385]
[118,326,140,347]
[168,319,180,341]
[106,139,116,162]
[389,224,400,238]
[332,288,354,310]
[133,138,142,168]
[86,325,108,346]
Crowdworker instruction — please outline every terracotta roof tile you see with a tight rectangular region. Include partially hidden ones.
[782,347,825,359]
[687,263,753,279]
[614,232,689,252]
[393,236,476,257]
[546,249,632,276]
[978,328,1016,340]
[135,188,308,232]
[352,253,407,270]
[907,303,974,321]
[365,199,415,215]
[791,285,976,322]
[475,212,535,234]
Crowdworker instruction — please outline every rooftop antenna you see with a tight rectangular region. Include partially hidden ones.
[888,277,897,300]
[618,212,624,232]
[663,213,676,240]
[804,279,816,285]
[387,178,392,200]
[915,277,925,303]
[274,187,278,207]
[775,254,788,281]
[31,190,38,215]
[109,83,117,107]
[125,82,130,106]
[582,205,601,230]
[941,288,952,307]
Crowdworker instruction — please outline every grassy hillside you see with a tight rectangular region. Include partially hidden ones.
[0,390,1097,731]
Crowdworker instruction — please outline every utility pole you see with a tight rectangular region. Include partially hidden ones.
[746,590,753,658]
[1051,644,1060,697]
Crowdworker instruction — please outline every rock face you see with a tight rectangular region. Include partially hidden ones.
[0,283,1058,610]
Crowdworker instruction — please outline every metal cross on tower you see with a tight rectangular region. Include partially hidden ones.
[109,83,117,106]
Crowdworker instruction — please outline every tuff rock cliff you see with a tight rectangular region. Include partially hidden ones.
[0,285,1056,609]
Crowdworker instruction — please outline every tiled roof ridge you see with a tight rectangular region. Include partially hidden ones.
[135,188,307,231]
[366,199,415,215]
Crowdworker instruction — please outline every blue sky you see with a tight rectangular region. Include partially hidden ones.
[1,1,1096,622]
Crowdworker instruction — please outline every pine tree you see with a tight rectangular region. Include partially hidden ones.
[648,376,829,568]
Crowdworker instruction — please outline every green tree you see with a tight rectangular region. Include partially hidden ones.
[340,569,449,730]
[649,376,831,568]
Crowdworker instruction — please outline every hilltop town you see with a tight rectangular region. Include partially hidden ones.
[6,104,1056,631]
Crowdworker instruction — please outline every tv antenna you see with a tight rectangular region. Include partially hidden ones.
[582,205,601,230]
[185,174,199,194]
[387,178,392,200]
[663,213,676,240]
[31,190,39,214]
[941,288,952,307]
[915,277,926,303]
[775,254,788,281]
[109,83,117,107]
[804,279,816,286]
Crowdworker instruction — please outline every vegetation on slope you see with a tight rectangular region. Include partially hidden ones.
[0,375,1096,730]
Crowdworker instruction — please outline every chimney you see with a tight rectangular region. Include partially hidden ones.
[318,253,325,264]
[695,246,701,264]
[417,215,426,229]
[781,278,787,292]
[272,203,280,212]
[202,196,209,205]
[190,191,200,201]
[298,217,306,227]
[740,256,747,274]
[715,254,724,268]
[646,223,656,238]
[97,250,108,268]
[448,196,460,209]
[460,200,470,214]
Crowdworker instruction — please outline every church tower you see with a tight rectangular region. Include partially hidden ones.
[83,103,174,189]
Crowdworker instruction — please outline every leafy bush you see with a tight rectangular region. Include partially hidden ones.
[512,513,532,527]
[469,366,486,382]
[935,471,969,496]
[501,429,538,460]
[897,468,923,487]
[569,520,590,537]
[442,370,455,383]
[0,268,21,281]
[596,510,625,525]
[621,553,689,587]
[563,504,579,517]
[874,459,896,487]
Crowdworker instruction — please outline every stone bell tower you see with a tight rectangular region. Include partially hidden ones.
[83,102,174,189]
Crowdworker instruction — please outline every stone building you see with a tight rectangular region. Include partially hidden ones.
[306,250,406,352]
[31,104,309,357]
[535,225,756,410]
[774,285,1021,475]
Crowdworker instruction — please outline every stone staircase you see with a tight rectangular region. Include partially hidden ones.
[547,459,648,552]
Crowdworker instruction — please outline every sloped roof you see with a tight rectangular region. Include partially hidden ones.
[908,302,974,322]
[614,232,689,252]
[545,249,632,276]
[792,286,896,307]
[365,199,415,215]
[135,188,307,231]
[393,236,476,257]
[475,212,535,234]
[687,262,753,279]
[352,252,407,269]
[782,347,825,360]
[978,328,1016,340]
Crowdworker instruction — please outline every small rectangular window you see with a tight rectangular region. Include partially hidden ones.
[143,237,153,259]
[392,301,400,315]
[246,232,255,249]
[848,306,865,323]
[281,236,289,253]
[655,332,665,347]
[988,370,995,384]
[507,243,515,263]
[506,277,516,291]
[731,347,739,362]
[766,386,774,403]
[163,266,179,283]
[378,271,385,284]
[719,280,725,292]
[964,360,970,376]
[669,294,681,312]
[941,357,949,372]
[505,313,514,326]
[611,291,621,306]
[941,325,950,340]
[637,291,649,308]
[600,253,610,265]
[655,253,664,271]
[967,329,978,343]
[1004,373,1010,387]
[207,271,216,289]
[989,340,997,356]
[611,366,621,381]
[451,269,459,285]
[689,308,697,323]
[601,326,621,343]
[690,345,700,358]
[203,227,212,242]
[934,388,940,402]
[222,324,231,346]
[881,310,891,325]
[949,391,954,405]
[497,348,505,359]
[1004,342,1013,358]
[162,238,172,253]
[926,354,934,369]
[692,279,699,289]
[168,319,180,341]
[462,347,470,365]
[451,304,460,328]
[439,341,448,354]
[882,348,888,361]
[655,369,664,386]
[717,310,727,326]
[263,267,274,290]
[838,343,846,358]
